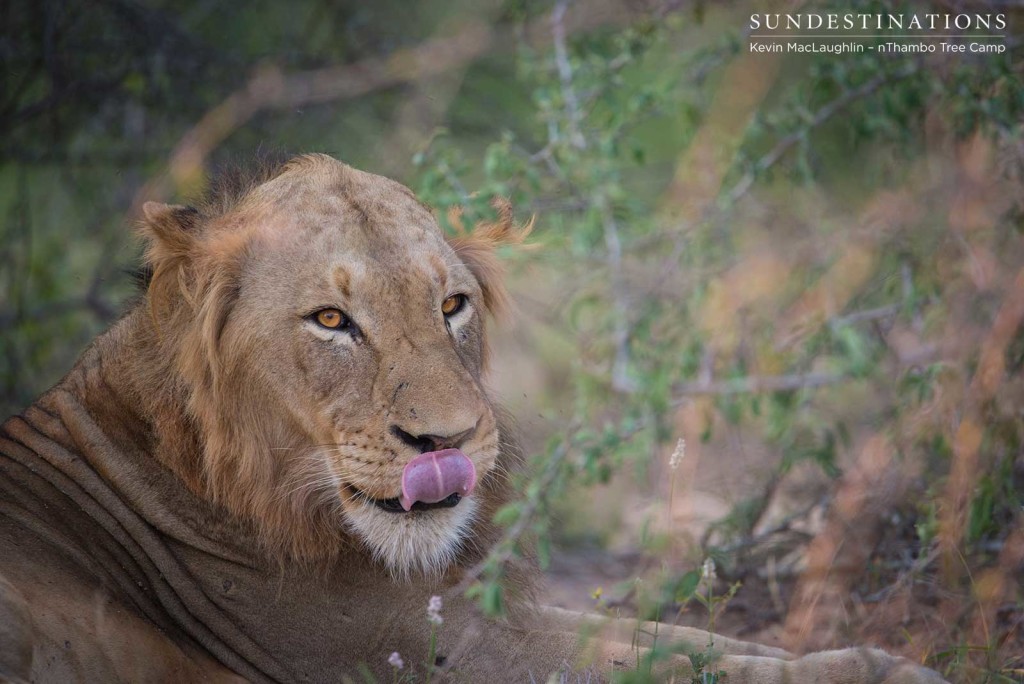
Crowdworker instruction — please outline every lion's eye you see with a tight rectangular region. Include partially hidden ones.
[314,308,349,330]
[441,294,466,317]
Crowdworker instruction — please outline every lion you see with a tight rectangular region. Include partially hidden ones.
[0,154,945,683]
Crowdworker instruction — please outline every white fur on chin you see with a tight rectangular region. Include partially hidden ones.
[345,495,479,578]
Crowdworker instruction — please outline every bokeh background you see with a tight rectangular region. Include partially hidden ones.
[2,1,1022,681]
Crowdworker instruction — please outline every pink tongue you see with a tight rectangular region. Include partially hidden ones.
[399,449,477,511]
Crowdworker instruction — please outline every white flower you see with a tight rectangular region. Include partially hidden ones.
[702,557,717,581]
[427,595,443,625]
[388,652,404,669]
[668,438,686,470]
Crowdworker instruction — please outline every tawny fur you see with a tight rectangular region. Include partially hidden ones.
[134,155,523,569]
[0,154,947,684]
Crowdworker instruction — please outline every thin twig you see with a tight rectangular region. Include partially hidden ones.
[600,197,637,393]
[455,440,570,593]
[714,494,830,556]
[552,1,587,150]
[831,304,899,327]
[438,160,472,206]
[725,63,919,205]
[672,372,845,397]
[457,416,653,594]
[861,546,941,603]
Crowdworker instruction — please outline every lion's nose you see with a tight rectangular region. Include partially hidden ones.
[390,425,475,454]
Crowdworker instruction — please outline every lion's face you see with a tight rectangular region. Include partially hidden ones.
[142,156,521,575]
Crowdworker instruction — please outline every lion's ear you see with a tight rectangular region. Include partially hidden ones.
[138,202,206,320]
[447,198,533,320]
[140,202,201,262]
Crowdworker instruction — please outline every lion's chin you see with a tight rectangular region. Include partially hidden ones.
[343,494,479,579]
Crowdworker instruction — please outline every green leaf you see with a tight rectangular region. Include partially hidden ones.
[482,582,504,617]
[673,570,701,603]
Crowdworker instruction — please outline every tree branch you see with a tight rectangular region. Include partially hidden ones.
[552,1,586,150]
[831,304,899,327]
[672,372,845,397]
[725,64,918,205]
[600,196,637,393]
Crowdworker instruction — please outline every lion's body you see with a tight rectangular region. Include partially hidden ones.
[0,316,552,682]
[0,155,944,683]
[0,360,532,682]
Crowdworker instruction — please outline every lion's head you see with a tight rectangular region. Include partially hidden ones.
[138,154,528,576]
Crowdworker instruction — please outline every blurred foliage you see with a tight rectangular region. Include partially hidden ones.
[2,0,1023,681]
[411,1,1024,678]
[0,0,528,410]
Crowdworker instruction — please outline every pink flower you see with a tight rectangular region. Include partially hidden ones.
[388,652,404,669]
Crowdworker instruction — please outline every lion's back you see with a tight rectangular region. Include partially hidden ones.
[0,409,244,684]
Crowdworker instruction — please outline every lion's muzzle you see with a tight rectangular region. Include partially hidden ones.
[398,449,477,512]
